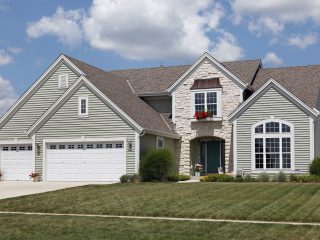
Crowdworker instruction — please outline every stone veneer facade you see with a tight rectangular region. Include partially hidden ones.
[174,59,243,174]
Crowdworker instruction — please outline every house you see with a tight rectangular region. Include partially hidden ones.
[0,52,319,181]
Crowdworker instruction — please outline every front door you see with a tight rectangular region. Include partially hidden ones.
[200,140,225,173]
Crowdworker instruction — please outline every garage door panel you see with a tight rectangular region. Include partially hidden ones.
[46,142,126,182]
[0,145,33,181]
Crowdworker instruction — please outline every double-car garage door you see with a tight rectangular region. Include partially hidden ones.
[0,145,33,181]
[46,141,126,182]
[0,141,126,182]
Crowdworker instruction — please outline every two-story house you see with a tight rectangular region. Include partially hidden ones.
[0,52,319,181]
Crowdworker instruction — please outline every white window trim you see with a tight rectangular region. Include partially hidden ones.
[58,74,69,89]
[251,119,295,172]
[78,96,89,117]
[190,88,222,119]
[156,136,164,149]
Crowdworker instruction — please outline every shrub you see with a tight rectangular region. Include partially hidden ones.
[243,174,256,182]
[233,175,244,182]
[256,172,270,182]
[139,149,174,181]
[290,174,320,183]
[310,156,320,176]
[178,174,191,181]
[272,171,287,182]
[200,174,234,182]
[167,174,191,182]
[129,174,140,183]
[120,174,130,183]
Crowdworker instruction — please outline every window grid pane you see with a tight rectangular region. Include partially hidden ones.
[81,99,86,114]
[266,122,280,133]
[195,93,205,113]
[255,124,263,133]
[282,124,291,133]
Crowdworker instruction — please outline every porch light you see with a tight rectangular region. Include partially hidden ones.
[128,142,133,151]
[36,144,41,156]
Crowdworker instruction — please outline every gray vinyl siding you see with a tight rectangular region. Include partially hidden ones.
[35,84,136,177]
[140,133,176,158]
[237,87,311,174]
[0,63,79,140]
[142,96,172,113]
[314,116,320,157]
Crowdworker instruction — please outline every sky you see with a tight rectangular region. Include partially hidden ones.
[0,0,319,114]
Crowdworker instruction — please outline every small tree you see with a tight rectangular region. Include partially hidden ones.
[139,149,174,181]
[310,156,320,176]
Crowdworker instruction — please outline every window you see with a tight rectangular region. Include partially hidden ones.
[106,143,113,148]
[78,96,88,117]
[115,143,123,148]
[2,146,8,151]
[192,90,221,118]
[77,144,84,149]
[156,136,164,149]
[58,74,68,88]
[68,144,75,149]
[59,145,65,149]
[28,146,33,151]
[19,146,25,151]
[50,145,56,149]
[96,144,103,149]
[11,146,17,151]
[87,144,93,149]
[253,120,293,170]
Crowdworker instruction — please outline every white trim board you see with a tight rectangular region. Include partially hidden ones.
[0,54,84,129]
[27,76,144,136]
[167,52,248,93]
[228,78,319,122]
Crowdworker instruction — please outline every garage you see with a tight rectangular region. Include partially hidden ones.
[46,141,126,181]
[0,145,33,181]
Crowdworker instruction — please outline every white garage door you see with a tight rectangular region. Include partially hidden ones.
[46,142,126,181]
[0,145,33,181]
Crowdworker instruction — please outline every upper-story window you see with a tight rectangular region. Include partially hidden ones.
[58,74,69,89]
[78,96,89,117]
[252,120,293,171]
[190,78,222,119]
[156,136,164,149]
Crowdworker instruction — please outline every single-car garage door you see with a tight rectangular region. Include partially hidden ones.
[46,142,126,181]
[0,145,33,181]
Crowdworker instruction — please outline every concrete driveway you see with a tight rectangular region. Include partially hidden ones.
[0,181,114,200]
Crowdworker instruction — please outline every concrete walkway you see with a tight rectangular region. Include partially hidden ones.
[0,181,115,200]
[1,211,320,227]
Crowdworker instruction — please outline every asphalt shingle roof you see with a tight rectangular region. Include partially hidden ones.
[65,55,178,136]
[253,65,320,110]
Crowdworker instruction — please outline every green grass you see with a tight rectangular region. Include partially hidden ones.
[1,214,320,240]
[1,182,320,223]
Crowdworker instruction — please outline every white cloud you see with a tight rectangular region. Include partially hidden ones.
[212,31,243,61]
[288,33,318,49]
[263,52,283,66]
[7,47,22,54]
[0,75,17,116]
[26,6,84,46]
[0,49,13,65]
[25,1,244,61]
[232,0,320,35]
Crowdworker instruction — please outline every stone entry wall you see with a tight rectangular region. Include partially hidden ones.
[173,59,243,175]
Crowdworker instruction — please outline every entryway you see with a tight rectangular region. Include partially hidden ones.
[191,137,225,174]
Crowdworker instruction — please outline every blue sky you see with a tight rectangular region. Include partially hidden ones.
[0,0,319,114]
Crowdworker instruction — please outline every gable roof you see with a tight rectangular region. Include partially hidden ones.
[63,55,179,138]
[253,65,320,110]
[111,54,261,95]
[229,78,319,122]
[0,55,84,128]
[167,53,260,93]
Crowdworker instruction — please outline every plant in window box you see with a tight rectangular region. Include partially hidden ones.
[29,172,40,182]
[194,111,208,120]
[192,163,203,177]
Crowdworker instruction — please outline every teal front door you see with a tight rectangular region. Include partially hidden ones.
[201,140,225,173]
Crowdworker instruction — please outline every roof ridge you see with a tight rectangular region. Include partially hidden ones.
[110,64,192,72]
[263,63,320,70]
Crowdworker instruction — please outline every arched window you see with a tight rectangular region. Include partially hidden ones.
[252,120,293,170]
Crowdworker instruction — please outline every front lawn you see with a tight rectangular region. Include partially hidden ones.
[1,182,320,223]
[1,214,320,240]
